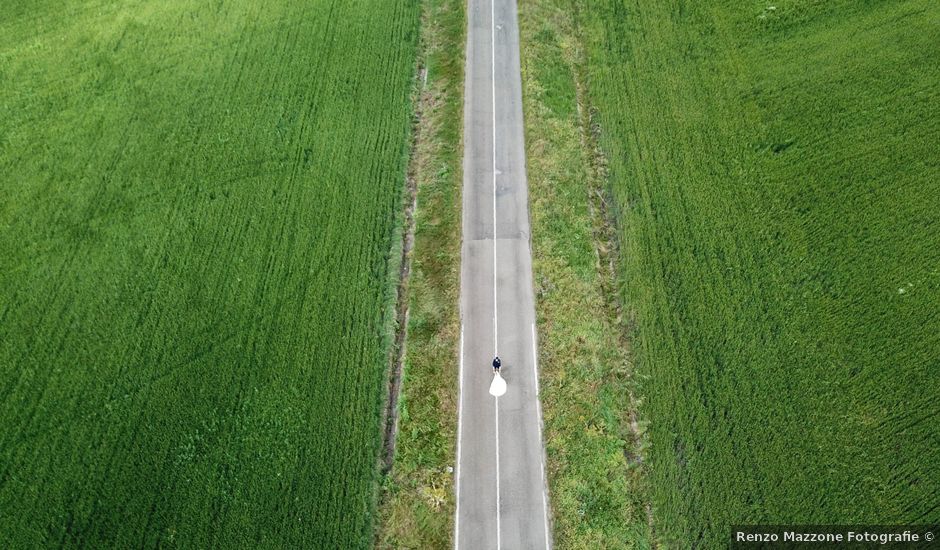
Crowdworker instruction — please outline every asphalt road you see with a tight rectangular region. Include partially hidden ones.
[455,0,551,548]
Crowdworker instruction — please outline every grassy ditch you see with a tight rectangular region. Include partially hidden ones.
[375,0,465,547]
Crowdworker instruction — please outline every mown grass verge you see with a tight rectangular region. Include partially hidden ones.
[518,1,652,547]
[375,0,465,547]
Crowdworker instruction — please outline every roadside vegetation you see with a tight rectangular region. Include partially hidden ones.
[0,1,419,546]
[524,0,939,545]
[376,0,465,547]
[518,1,651,548]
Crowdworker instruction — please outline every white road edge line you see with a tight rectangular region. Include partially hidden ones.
[533,323,551,548]
[454,325,464,550]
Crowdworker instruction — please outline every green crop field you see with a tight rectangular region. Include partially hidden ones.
[571,0,940,544]
[0,0,418,547]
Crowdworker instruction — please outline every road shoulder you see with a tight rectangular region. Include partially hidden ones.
[375,0,465,547]
[518,0,652,546]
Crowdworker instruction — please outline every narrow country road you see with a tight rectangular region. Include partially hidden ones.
[454,0,551,548]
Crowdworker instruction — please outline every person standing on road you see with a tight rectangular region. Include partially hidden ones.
[492,356,501,374]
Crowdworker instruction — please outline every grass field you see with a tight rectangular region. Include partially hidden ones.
[566,0,940,544]
[0,1,418,546]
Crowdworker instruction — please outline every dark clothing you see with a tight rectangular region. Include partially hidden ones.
[492,357,501,371]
